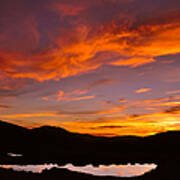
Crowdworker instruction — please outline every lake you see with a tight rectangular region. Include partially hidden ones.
[0,163,157,177]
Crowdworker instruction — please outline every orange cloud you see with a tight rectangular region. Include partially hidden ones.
[118,99,127,103]
[51,95,180,136]
[56,78,113,102]
[1,100,180,137]
[110,57,155,67]
[65,95,95,101]
[57,89,95,102]
[87,79,115,89]
[1,9,180,82]
[67,90,88,96]
[0,112,58,119]
[129,96,180,112]
[135,88,152,94]
[0,105,10,109]
[57,90,64,101]
[58,107,180,136]
[42,97,49,101]
[166,90,180,95]
[58,104,125,115]
[54,3,84,16]
[165,105,180,114]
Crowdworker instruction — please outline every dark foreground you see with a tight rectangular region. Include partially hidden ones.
[0,120,180,179]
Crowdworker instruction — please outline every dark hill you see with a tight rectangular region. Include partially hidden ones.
[0,120,180,165]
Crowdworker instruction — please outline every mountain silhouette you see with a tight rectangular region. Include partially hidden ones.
[0,120,180,179]
[0,120,180,164]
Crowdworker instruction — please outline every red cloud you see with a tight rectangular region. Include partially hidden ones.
[135,88,152,94]
[54,4,84,16]
[0,1,180,83]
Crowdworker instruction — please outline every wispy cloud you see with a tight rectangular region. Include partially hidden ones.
[60,106,180,136]
[56,78,114,102]
[57,90,95,102]
[118,99,127,103]
[164,105,180,114]
[0,112,58,119]
[129,96,180,111]
[54,3,84,16]
[57,90,65,101]
[63,95,95,102]
[1,1,180,82]
[42,97,49,101]
[87,79,115,90]
[0,105,10,109]
[57,104,125,115]
[89,125,127,130]
[135,88,152,94]
[166,90,180,95]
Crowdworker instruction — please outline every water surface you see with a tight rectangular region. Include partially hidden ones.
[0,163,157,177]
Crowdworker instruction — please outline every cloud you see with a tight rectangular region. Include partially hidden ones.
[56,96,180,136]
[57,104,126,115]
[118,99,127,103]
[54,3,84,16]
[58,89,88,100]
[58,112,170,136]
[164,105,180,114]
[166,90,180,95]
[0,112,58,119]
[135,88,151,94]
[0,105,10,109]
[90,133,117,137]
[87,79,115,89]
[128,96,180,111]
[66,90,88,96]
[63,95,95,101]
[56,78,113,102]
[104,100,112,104]
[57,90,95,102]
[89,125,126,130]
[1,1,180,82]
[110,57,155,67]
[42,97,49,101]
[57,90,64,101]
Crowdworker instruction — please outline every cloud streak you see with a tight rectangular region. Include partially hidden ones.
[135,88,152,94]
[0,105,10,109]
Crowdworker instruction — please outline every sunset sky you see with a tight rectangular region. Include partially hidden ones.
[0,0,180,136]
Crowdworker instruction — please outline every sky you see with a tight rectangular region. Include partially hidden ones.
[0,0,180,136]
